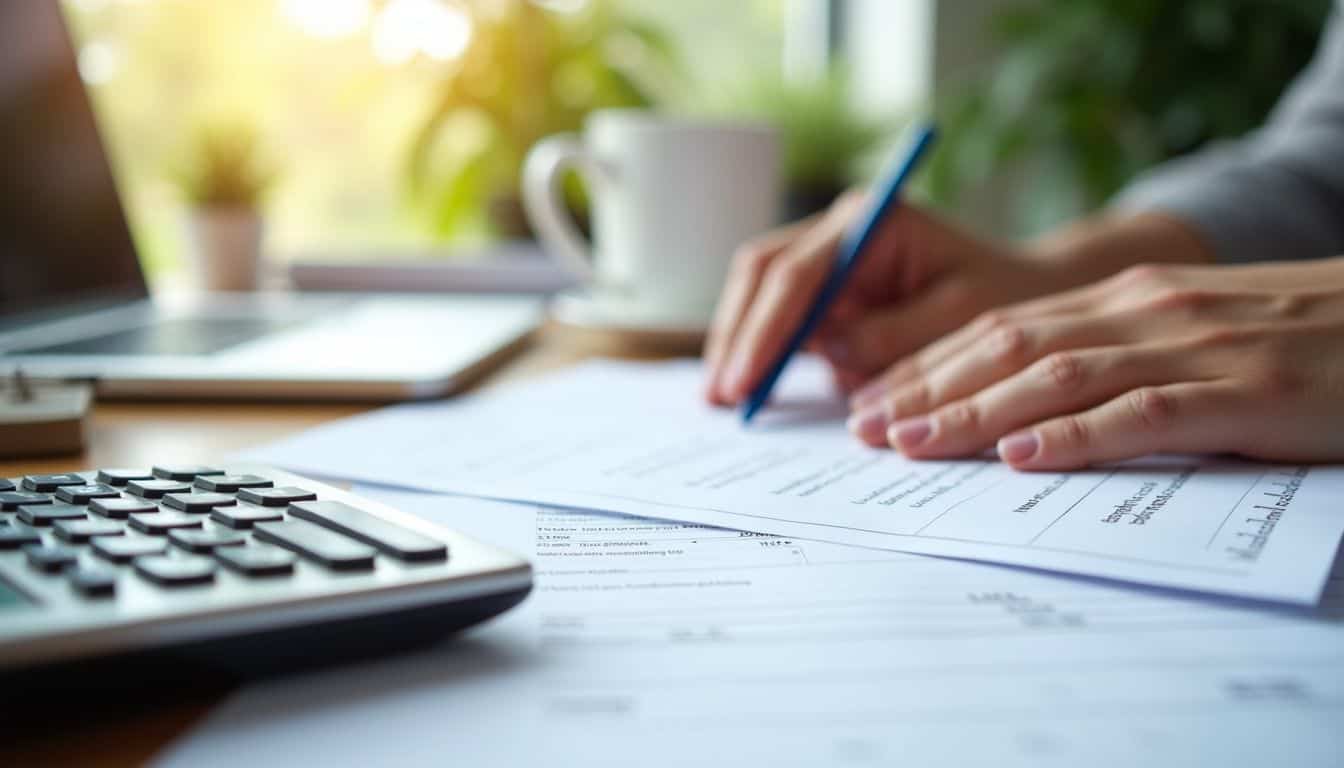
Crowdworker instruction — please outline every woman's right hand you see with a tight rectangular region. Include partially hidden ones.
[702,193,1094,405]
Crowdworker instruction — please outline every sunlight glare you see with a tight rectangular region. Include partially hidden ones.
[282,0,371,39]
[373,0,473,65]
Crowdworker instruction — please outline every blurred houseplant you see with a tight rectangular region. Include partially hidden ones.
[171,119,277,290]
[405,0,678,242]
[739,68,889,221]
[928,0,1334,234]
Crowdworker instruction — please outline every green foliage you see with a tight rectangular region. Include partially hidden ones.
[928,0,1334,233]
[736,68,890,190]
[404,0,680,240]
[169,119,277,210]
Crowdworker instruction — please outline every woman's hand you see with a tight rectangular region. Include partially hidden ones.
[847,258,1344,470]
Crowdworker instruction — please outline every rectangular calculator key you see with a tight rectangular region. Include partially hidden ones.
[22,473,87,492]
[152,465,228,481]
[290,500,447,563]
[129,510,204,535]
[0,492,51,511]
[194,474,273,493]
[214,544,297,577]
[54,518,125,543]
[96,468,154,486]
[134,554,216,586]
[127,479,194,499]
[93,536,167,563]
[69,565,117,597]
[169,528,246,553]
[18,503,87,526]
[162,492,237,513]
[237,486,318,507]
[0,525,42,549]
[210,505,284,529]
[90,497,158,519]
[24,543,79,573]
[254,519,377,571]
[0,479,13,492]
[55,483,122,505]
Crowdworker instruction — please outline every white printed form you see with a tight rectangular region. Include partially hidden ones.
[156,490,1344,767]
[244,359,1344,603]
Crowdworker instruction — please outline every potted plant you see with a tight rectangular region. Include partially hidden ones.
[404,0,677,242]
[171,119,277,291]
[737,68,889,222]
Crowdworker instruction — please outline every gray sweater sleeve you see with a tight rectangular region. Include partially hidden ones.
[1114,1,1344,263]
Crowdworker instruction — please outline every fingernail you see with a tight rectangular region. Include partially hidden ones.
[888,417,932,451]
[997,432,1040,463]
[846,407,889,443]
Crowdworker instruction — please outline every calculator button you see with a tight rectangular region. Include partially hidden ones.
[0,492,51,511]
[194,474,273,492]
[96,468,154,486]
[152,465,227,481]
[69,565,117,597]
[55,483,122,504]
[90,497,158,519]
[162,492,237,513]
[18,503,86,526]
[0,525,42,549]
[134,554,216,586]
[128,511,204,535]
[215,544,296,577]
[24,543,79,572]
[21,473,86,492]
[54,518,125,543]
[254,519,376,571]
[237,486,318,507]
[169,528,247,553]
[210,505,284,529]
[290,501,447,563]
[0,479,13,492]
[127,479,194,499]
[93,536,167,563]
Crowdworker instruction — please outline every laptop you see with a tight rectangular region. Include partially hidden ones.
[0,3,543,401]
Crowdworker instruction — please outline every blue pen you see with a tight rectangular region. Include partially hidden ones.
[740,122,938,424]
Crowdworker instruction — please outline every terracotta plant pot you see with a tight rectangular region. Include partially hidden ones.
[184,206,265,291]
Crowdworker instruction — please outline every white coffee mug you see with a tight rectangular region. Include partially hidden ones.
[523,110,779,330]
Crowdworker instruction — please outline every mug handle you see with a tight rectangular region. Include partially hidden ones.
[522,134,609,284]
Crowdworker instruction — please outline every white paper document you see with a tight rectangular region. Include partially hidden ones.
[244,358,1344,604]
[157,489,1344,767]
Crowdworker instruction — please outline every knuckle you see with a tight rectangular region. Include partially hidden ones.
[1039,352,1084,392]
[1116,263,1170,288]
[940,400,982,432]
[1053,414,1091,450]
[888,380,933,417]
[730,242,773,276]
[1148,288,1211,313]
[1127,387,1177,432]
[986,323,1029,366]
[1188,325,1252,350]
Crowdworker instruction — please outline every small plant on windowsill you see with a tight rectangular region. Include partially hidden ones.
[170,119,278,291]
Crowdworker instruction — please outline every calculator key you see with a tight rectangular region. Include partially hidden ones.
[169,528,246,553]
[128,511,204,535]
[24,543,79,573]
[237,486,318,507]
[254,519,376,571]
[194,474,273,493]
[96,468,154,486]
[18,503,86,526]
[90,497,158,519]
[290,500,447,562]
[162,492,237,513]
[215,544,296,577]
[69,565,117,597]
[134,554,216,586]
[93,536,167,563]
[0,479,13,492]
[152,465,227,481]
[54,518,125,543]
[127,479,194,499]
[55,483,122,504]
[21,473,87,492]
[0,525,42,549]
[0,492,51,511]
[210,505,284,529]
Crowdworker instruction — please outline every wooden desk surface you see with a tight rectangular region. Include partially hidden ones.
[4,324,701,767]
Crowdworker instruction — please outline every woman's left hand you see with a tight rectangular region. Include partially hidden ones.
[845,258,1344,470]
